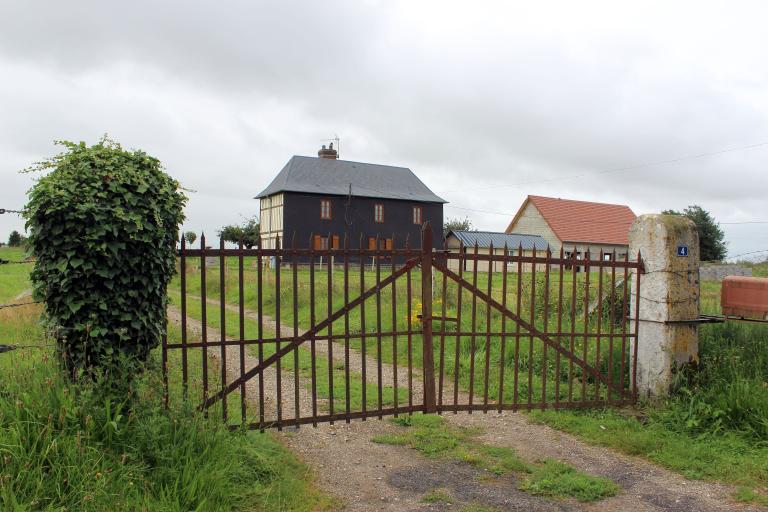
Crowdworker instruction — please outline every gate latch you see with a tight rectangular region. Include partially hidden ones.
[416,315,458,323]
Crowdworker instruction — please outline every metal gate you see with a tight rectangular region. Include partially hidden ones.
[162,223,644,429]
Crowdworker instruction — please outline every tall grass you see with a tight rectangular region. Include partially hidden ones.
[657,277,768,441]
[0,347,330,511]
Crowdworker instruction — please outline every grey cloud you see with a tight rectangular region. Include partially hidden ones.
[0,0,766,258]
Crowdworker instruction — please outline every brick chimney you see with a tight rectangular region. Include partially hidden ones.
[317,142,338,159]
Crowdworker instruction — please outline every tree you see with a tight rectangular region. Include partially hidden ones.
[443,216,474,236]
[24,137,186,378]
[7,230,22,246]
[218,217,260,248]
[662,205,727,261]
[184,230,197,246]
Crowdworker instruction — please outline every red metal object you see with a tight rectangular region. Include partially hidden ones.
[722,276,768,320]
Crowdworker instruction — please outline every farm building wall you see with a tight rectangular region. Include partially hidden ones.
[505,201,630,266]
[561,242,630,262]
[505,201,561,250]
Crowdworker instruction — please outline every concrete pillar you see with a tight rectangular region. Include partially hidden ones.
[629,214,700,398]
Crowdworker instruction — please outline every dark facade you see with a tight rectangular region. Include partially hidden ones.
[257,147,446,252]
[281,191,443,249]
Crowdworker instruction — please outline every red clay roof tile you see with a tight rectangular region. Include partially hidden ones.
[527,195,636,245]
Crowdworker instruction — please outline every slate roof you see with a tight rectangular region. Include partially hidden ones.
[256,156,446,203]
[447,230,549,250]
[512,195,636,245]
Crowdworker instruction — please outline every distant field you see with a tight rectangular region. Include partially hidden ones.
[0,246,33,302]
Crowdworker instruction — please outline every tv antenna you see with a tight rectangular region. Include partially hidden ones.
[320,135,340,158]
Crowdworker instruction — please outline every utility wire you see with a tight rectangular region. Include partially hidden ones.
[728,249,768,259]
[446,205,768,226]
[0,301,42,309]
[439,140,768,194]
[0,259,35,265]
[0,343,56,354]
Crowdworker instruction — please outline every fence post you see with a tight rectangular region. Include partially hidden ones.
[629,214,700,398]
[421,222,437,413]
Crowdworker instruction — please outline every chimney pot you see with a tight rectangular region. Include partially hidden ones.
[318,143,338,160]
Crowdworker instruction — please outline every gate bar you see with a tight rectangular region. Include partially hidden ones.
[201,257,419,410]
[421,223,437,413]
[432,261,630,400]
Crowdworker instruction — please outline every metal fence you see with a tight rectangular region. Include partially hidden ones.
[163,223,644,429]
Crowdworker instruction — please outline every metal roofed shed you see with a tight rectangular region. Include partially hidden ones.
[446,230,548,250]
[445,230,549,273]
[255,155,446,203]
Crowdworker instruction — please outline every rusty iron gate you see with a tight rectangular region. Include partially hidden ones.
[162,223,644,429]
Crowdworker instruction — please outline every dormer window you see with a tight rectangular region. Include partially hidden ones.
[320,199,332,220]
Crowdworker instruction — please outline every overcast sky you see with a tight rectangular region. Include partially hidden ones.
[1,1,766,259]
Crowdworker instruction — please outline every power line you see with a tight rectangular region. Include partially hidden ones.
[439,140,768,194]
[728,249,768,259]
[446,205,768,226]
[0,343,56,354]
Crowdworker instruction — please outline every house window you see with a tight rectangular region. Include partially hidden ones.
[320,199,332,220]
[603,252,613,261]
[374,203,384,223]
[366,237,392,250]
[313,235,329,250]
[412,206,422,225]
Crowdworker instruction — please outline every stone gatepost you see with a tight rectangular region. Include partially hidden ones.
[629,214,700,398]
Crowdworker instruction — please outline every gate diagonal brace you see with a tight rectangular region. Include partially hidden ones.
[432,261,631,401]
[199,257,420,411]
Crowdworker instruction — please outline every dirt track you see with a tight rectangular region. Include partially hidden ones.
[167,304,762,511]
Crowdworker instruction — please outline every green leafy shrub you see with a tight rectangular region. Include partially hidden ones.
[24,138,186,376]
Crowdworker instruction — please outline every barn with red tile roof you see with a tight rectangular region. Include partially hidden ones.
[504,195,636,262]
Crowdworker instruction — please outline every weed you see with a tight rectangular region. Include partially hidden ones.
[735,487,768,506]
[422,488,452,503]
[519,459,619,502]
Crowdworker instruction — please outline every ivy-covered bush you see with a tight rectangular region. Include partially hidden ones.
[24,138,186,377]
